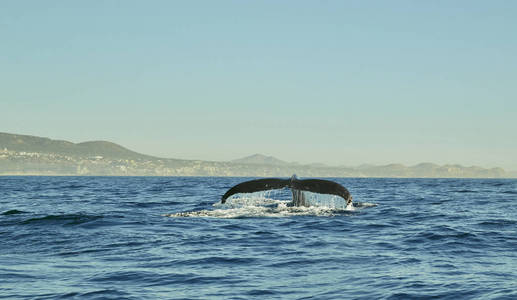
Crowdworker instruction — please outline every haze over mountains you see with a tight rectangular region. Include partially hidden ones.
[231,154,293,166]
[0,132,511,178]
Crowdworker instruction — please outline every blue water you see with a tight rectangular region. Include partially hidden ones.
[1,176,516,299]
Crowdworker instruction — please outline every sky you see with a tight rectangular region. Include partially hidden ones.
[1,1,516,170]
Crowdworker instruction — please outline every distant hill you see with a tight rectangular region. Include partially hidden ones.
[0,132,511,178]
[232,154,291,166]
[0,132,153,160]
[363,163,506,178]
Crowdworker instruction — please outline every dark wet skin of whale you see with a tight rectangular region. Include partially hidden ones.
[221,175,352,207]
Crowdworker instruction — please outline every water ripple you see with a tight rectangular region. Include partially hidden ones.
[0,176,516,299]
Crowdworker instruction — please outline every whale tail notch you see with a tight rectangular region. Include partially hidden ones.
[221,175,352,207]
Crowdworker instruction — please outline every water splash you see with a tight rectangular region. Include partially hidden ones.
[166,191,375,218]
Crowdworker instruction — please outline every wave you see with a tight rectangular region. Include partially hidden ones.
[452,189,477,193]
[1,209,28,215]
[88,270,245,286]
[20,214,103,226]
[477,218,517,228]
[501,190,517,195]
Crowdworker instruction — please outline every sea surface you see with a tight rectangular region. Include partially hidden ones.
[1,176,516,299]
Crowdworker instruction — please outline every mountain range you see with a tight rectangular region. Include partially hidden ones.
[0,132,511,178]
[0,132,151,160]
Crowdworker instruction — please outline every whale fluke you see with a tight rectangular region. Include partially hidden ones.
[221,178,290,203]
[221,175,352,207]
[290,179,351,201]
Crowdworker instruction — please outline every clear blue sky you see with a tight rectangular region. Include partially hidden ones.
[1,1,516,170]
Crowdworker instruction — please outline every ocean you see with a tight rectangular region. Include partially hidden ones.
[1,176,516,299]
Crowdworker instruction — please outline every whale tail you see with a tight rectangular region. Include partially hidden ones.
[221,175,352,207]
[221,178,290,203]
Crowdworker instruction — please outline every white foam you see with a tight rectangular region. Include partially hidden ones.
[165,194,374,219]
